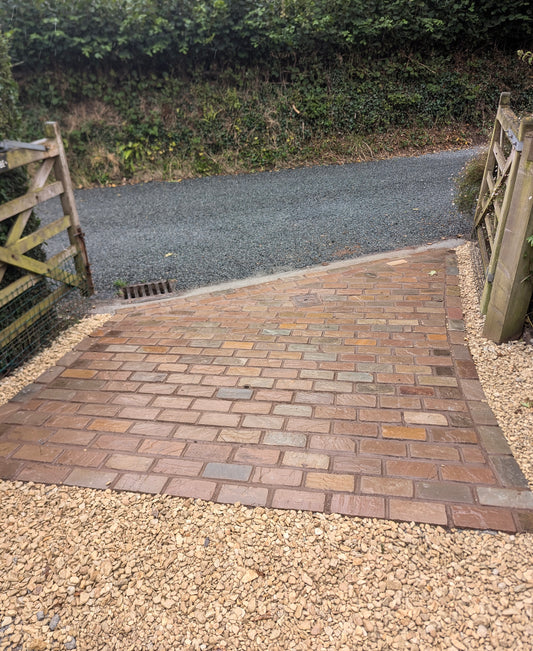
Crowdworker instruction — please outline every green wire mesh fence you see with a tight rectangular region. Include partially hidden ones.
[0,262,91,378]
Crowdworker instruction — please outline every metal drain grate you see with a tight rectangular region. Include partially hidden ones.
[122,280,176,300]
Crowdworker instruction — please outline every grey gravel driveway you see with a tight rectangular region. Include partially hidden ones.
[37,149,475,298]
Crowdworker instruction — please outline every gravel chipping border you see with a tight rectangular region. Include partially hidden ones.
[0,249,533,650]
[0,314,112,407]
[455,242,533,488]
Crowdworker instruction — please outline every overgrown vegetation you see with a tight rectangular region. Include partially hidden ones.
[1,2,533,186]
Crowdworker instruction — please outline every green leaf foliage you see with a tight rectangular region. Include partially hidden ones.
[2,1,532,71]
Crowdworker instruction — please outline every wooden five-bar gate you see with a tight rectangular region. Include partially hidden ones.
[0,122,93,363]
[473,93,533,343]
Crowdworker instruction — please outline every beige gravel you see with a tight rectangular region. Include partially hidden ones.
[0,314,112,407]
[0,248,532,650]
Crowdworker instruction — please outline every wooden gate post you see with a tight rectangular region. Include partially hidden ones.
[483,118,533,342]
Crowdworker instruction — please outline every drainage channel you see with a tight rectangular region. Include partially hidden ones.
[122,280,176,300]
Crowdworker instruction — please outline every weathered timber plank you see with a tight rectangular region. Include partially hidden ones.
[0,274,40,310]
[44,122,94,295]
[11,215,71,255]
[0,140,58,174]
[0,247,80,287]
[0,181,64,223]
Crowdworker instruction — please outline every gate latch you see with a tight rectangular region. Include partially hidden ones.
[0,139,47,153]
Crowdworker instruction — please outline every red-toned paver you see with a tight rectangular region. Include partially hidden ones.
[1,245,533,532]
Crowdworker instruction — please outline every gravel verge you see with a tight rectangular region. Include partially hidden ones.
[0,315,112,407]
[0,244,533,649]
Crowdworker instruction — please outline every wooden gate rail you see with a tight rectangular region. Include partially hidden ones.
[0,121,94,352]
[473,93,533,342]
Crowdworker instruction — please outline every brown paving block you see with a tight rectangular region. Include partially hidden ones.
[177,385,217,398]
[361,476,413,497]
[165,477,218,500]
[283,451,329,470]
[461,446,485,464]
[13,444,62,463]
[330,494,385,519]
[114,473,167,494]
[217,484,269,506]
[93,434,141,452]
[309,435,355,452]
[231,402,272,415]
[111,393,153,407]
[459,379,486,401]
[409,442,460,461]
[389,499,447,526]
[294,391,333,405]
[359,408,402,423]
[218,429,261,444]
[184,443,232,462]
[360,439,407,457]
[386,460,438,479]
[138,382,179,395]
[58,448,107,467]
[0,459,23,479]
[78,404,121,418]
[3,411,52,426]
[451,505,516,532]
[305,473,354,492]
[441,465,496,484]
[284,417,329,440]
[45,414,91,429]
[400,386,434,396]
[242,415,284,430]
[40,389,76,401]
[234,447,280,465]
[158,409,201,424]
[383,425,426,441]
[271,489,325,512]
[252,467,303,487]
[105,454,153,472]
[404,411,447,426]
[138,439,186,456]
[332,457,381,475]
[174,425,219,441]
[256,389,294,402]
[64,468,118,489]
[332,422,378,438]
[313,406,357,421]
[198,412,240,428]
[337,393,377,407]
[515,511,533,532]
[153,458,203,476]
[192,398,233,413]
[118,407,162,420]
[88,418,133,433]
[17,463,70,484]
[0,440,21,456]
[379,396,421,410]
[430,428,477,444]
[455,360,478,379]
[130,421,175,438]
